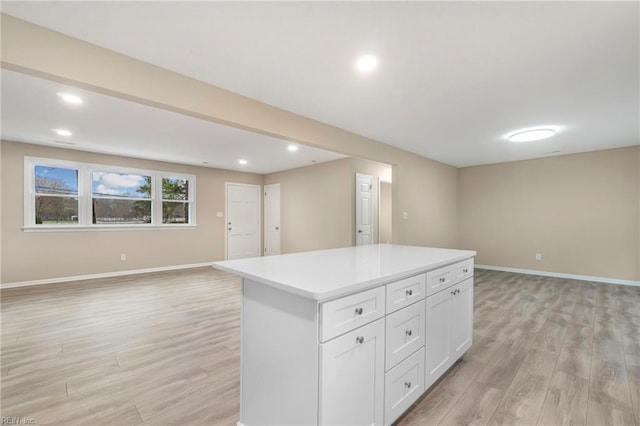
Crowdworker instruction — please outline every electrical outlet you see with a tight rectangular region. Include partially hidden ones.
[120,253,127,261]
[535,253,542,261]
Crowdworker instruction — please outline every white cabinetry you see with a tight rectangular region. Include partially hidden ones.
[320,319,385,425]
[425,289,452,389]
[425,260,474,390]
[215,245,476,426]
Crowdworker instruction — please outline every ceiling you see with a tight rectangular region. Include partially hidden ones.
[0,69,346,174]
[1,1,638,168]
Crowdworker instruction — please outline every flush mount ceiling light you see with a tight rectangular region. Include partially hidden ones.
[51,128,72,137]
[238,159,248,165]
[508,128,556,143]
[56,92,83,105]
[356,54,378,72]
[287,144,298,152]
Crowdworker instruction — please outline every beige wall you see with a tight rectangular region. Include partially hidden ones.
[393,155,460,249]
[263,158,393,254]
[1,14,461,255]
[459,146,640,281]
[379,182,392,244]
[264,159,353,253]
[1,140,263,283]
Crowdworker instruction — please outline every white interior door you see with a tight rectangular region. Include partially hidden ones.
[264,183,281,256]
[356,173,373,246]
[226,183,261,260]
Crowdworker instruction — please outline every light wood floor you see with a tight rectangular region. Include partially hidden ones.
[1,268,638,425]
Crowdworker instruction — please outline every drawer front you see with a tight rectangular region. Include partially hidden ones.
[384,347,425,426]
[385,300,426,371]
[320,286,385,342]
[452,258,474,283]
[386,274,426,314]
[426,265,452,296]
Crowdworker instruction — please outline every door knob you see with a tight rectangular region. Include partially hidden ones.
[275,227,279,230]
[228,227,232,231]
[358,230,363,233]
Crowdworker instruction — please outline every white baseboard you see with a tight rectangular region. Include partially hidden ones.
[475,264,640,287]
[1,262,214,289]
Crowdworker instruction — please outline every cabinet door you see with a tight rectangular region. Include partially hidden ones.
[451,278,473,358]
[385,300,425,371]
[320,318,385,426]
[424,290,451,390]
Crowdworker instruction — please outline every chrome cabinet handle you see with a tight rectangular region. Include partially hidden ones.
[355,307,364,315]
[405,330,412,336]
[406,289,413,296]
[405,381,411,388]
[356,336,364,344]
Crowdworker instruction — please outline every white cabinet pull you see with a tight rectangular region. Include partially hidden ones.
[356,336,364,344]
[354,307,364,315]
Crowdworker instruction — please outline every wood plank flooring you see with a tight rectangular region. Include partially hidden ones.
[1,268,639,425]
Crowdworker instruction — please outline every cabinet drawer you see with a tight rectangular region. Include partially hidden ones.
[385,299,425,371]
[384,347,425,426]
[426,265,452,296]
[426,258,474,296]
[320,286,385,342]
[452,259,474,283]
[386,274,426,314]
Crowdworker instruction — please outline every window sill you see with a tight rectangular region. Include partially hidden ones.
[23,225,198,232]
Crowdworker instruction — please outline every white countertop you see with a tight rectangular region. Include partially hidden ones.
[213,244,476,301]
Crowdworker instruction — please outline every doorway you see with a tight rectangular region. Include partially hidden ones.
[225,183,261,260]
[356,173,373,245]
[264,183,281,255]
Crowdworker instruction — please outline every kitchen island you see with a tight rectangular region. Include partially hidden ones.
[213,244,476,426]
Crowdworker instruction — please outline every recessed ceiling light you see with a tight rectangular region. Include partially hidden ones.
[57,92,83,105]
[238,159,248,165]
[287,144,299,152]
[51,128,72,137]
[508,128,556,143]
[356,54,378,72]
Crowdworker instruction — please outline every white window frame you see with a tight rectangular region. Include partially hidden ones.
[24,156,197,231]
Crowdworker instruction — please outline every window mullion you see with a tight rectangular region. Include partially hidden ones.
[153,174,162,225]
[77,166,88,226]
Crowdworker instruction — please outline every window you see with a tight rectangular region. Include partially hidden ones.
[92,171,152,224]
[34,165,79,225]
[24,157,196,230]
[162,177,192,224]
